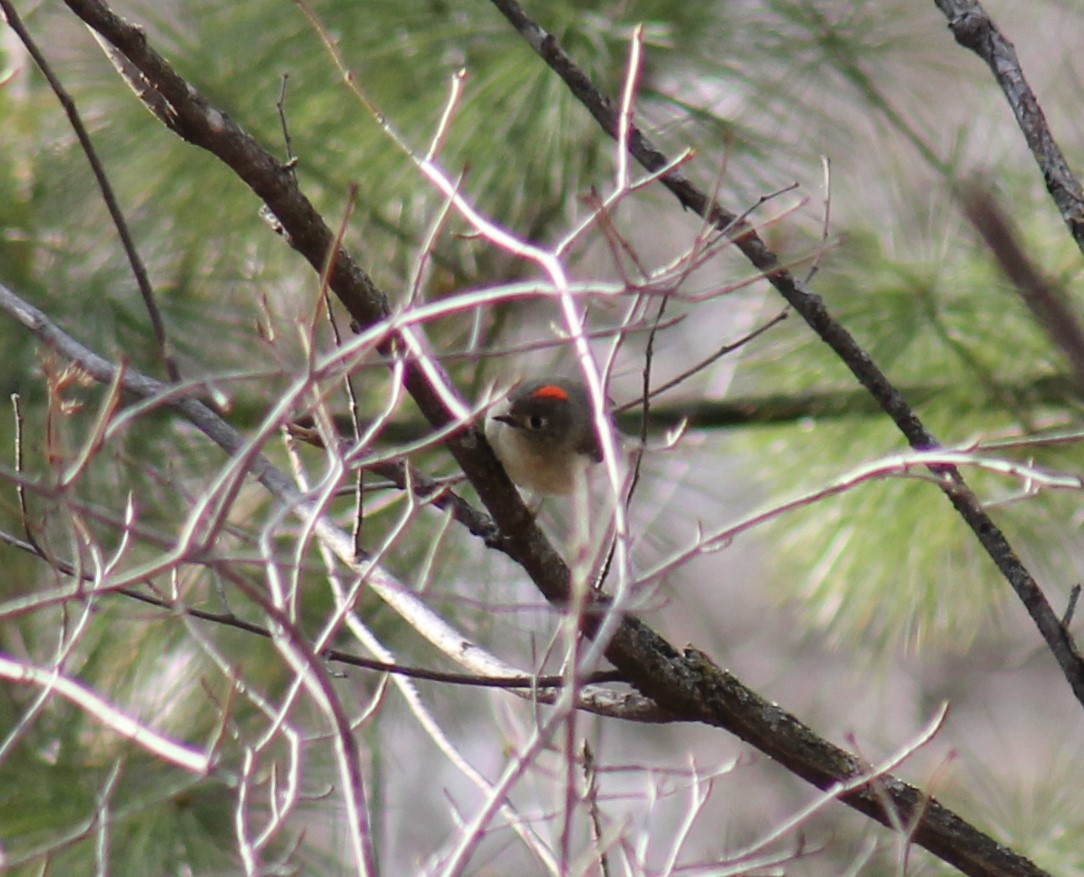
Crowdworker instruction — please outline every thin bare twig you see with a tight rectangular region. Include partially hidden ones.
[613,309,790,416]
[1063,585,1081,629]
[581,741,611,877]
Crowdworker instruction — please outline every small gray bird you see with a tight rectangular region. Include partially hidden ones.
[487,379,604,495]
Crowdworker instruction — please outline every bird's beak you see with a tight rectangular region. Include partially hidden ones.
[493,414,518,428]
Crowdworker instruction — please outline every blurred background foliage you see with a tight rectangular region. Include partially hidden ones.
[2,0,1084,873]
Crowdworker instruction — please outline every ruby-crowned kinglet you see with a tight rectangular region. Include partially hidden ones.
[487,379,605,495]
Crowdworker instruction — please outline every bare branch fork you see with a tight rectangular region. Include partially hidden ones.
[5,0,1050,873]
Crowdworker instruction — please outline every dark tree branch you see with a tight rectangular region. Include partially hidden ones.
[934,0,1084,256]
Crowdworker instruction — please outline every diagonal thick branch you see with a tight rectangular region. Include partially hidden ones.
[55,0,1051,873]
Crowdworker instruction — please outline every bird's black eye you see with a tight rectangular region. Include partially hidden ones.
[528,415,547,430]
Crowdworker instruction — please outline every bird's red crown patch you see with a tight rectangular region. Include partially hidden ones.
[530,385,570,402]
